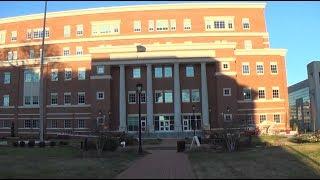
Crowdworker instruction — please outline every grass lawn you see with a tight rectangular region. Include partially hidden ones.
[0,146,141,179]
[189,137,320,179]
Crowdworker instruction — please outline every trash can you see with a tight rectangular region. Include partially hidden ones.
[177,140,186,152]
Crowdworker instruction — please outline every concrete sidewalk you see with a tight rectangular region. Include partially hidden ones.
[115,150,196,179]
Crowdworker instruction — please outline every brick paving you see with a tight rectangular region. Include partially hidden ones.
[115,139,196,179]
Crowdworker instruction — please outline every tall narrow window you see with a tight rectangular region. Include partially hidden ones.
[64,120,71,128]
[51,93,58,105]
[0,30,6,44]
[78,68,86,80]
[76,24,83,36]
[64,93,71,105]
[256,63,264,74]
[133,20,141,32]
[191,89,200,102]
[11,31,17,41]
[128,91,136,104]
[170,19,176,31]
[258,88,266,99]
[33,96,39,105]
[65,68,72,80]
[243,88,252,100]
[154,90,163,103]
[242,63,250,75]
[184,19,192,30]
[76,46,83,55]
[78,92,85,104]
[7,51,12,61]
[148,20,154,31]
[3,95,9,107]
[27,29,32,39]
[154,67,163,78]
[29,49,34,59]
[242,18,250,30]
[164,66,172,78]
[63,47,70,56]
[51,69,58,81]
[64,25,71,37]
[186,66,194,77]
[244,40,252,49]
[259,114,266,123]
[274,114,281,123]
[78,119,85,128]
[4,72,10,84]
[270,62,278,74]
[164,90,173,103]
[182,89,190,103]
[272,88,280,99]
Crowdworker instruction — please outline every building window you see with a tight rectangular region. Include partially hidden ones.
[3,95,9,107]
[148,20,154,31]
[182,115,201,131]
[156,20,169,31]
[214,21,225,29]
[258,89,266,99]
[154,67,163,78]
[33,28,49,39]
[7,51,12,61]
[154,90,163,103]
[29,49,34,59]
[274,114,281,123]
[242,63,250,75]
[222,63,229,70]
[64,120,71,128]
[270,63,278,74]
[78,119,85,128]
[11,31,17,41]
[191,89,200,102]
[4,72,10,84]
[24,96,31,105]
[272,88,280,98]
[0,30,6,44]
[51,93,58,105]
[243,88,252,100]
[76,24,83,36]
[170,19,176,31]
[97,92,104,100]
[184,19,191,30]
[224,114,232,122]
[64,25,71,37]
[128,91,136,104]
[245,115,253,125]
[186,66,194,77]
[32,96,39,105]
[128,116,146,131]
[256,63,264,74]
[78,92,85,104]
[244,40,252,49]
[51,119,58,128]
[63,47,70,56]
[164,90,173,103]
[24,69,39,83]
[205,17,234,31]
[133,20,141,32]
[133,68,141,78]
[242,18,250,30]
[51,69,58,81]
[27,29,32,40]
[223,88,231,96]
[260,114,266,123]
[164,66,172,77]
[24,120,39,128]
[97,66,105,74]
[182,89,190,103]
[78,68,86,80]
[65,68,72,80]
[76,46,83,55]
[64,93,71,105]
[91,21,120,36]
[154,115,174,131]
[227,20,233,29]
[140,91,146,103]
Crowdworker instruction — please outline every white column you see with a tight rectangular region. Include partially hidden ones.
[119,64,127,131]
[201,62,210,130]
[174,63,182,132]
[146,64,154,133]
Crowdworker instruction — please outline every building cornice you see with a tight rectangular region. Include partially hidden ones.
[0,2,266,24]
[235,48,287,56]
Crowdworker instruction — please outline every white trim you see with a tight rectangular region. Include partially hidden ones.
[128,91,136,104]
[237,99,285,103]
[96,91,105,100]
[235,49,287,56]
[223,88,231,96]
[90,75,112,80]
[0,106,14,109]
[46,104,91,108]
[215,72,237,76]
[242,62,250,75]
[256,62,264,75]
[221,62,230,71]
[46,117,91,120]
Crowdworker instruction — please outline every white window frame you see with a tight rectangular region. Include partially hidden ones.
[64,25,71,38]
[244,40,252,49]
[63,47,70,56]
[242,18,250,30]
[224,114,232,122]
[12,51,17,60]
[148,20,154,32]
[272,87,280,99]
[274,114,281,123]
[4,72,10,84]
[242,62,250,75]
[76,46,83,55]
[97,65,105,74]
[128,91,136,104]
[154,90,163,103]
[51,119,58,128]
[170,19,176,31]
[76,24,83,36]
[140,91,146,104]
[222,62,230,71]
[29,49,34,59]
[11,31,17,41]
[133,20,141,32]
[91,20,121,36]
[64,119,72,129]
[0,30,6,44]
[96,91,105,100]
[154,67,163,78]
[51,69,58,81]
[259,114,267,123]
[78,92,85,105]
[258,87,266,99]
[256,62,264,75]
[270,62,278,74]
[32,96,39,105]
[78,67,86,80]
[64,92,71,105]
[64,68,72,81]
[204,16,234,31]
[51,93,58,105]
[164,66,172,78]
[243,88,252,100]
[223,88,231,96]
[24,96,31,105]
[78,119,85,128]
[3,95,9,107]
[183,19,192,31]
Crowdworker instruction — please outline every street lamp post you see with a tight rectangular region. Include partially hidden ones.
[136,83,143,154]
[192,104,196,137]
[108,111,112,131]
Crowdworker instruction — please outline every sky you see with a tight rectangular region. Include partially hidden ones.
[0,1,319,86]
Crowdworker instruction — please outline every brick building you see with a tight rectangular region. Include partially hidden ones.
[0,2,289,138]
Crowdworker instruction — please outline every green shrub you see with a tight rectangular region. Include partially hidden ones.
[103,137,119,152]
[39,141,46,147]
[12,141,18,147]
[19,141,26,147]
[28,140,35,147]
[288,133,320,143]
[49,141,56,147]
[59,141,69,146]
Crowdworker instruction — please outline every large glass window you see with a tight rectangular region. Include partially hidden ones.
[24,70,39,82]
[164,90,173,103]
[186,66,194,77]
[191,89,200,102]
[65,69,72,80]
[4,72,10,84]
[271,63,278,74]
[214,21,225,29]
[258,89,266,99]
[154,67,162,78]
[260,115,266,123]
[243,88,252,100]
[154,115,174,131]
[164,66,172,77]
[24,120,39,128]
[78,68,86,80]
[127,116,146,132]
[182,89,190,103]
[182,115,201,131]
[133,68,141,78]
[3,95,9,106]
[51,69,58,81]
[154,91,163,103]
[91,21,120,36]
[274,114,281,123]
[64,93,71,105]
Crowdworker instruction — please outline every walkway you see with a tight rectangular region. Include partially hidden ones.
[115,139,196,179]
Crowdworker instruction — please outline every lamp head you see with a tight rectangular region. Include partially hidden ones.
[192,104,196,111]
[136,83,143,93]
